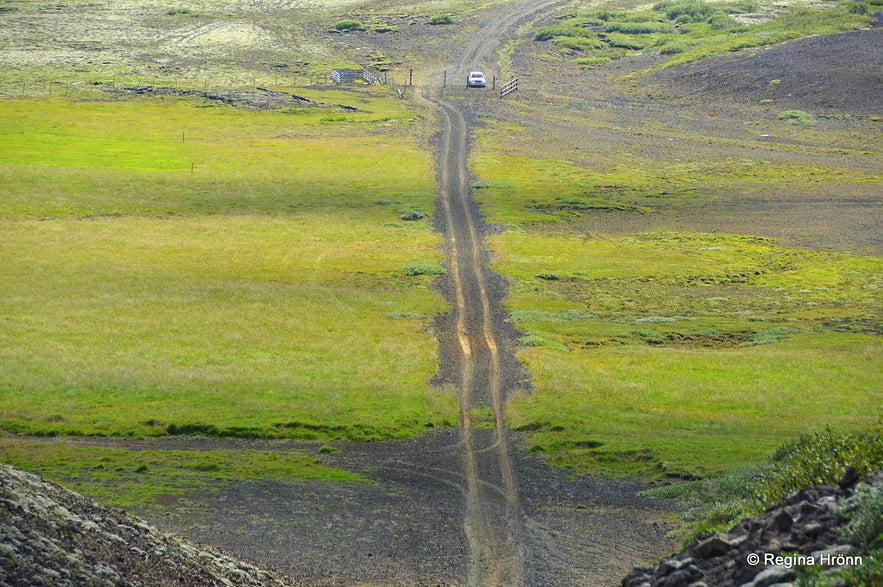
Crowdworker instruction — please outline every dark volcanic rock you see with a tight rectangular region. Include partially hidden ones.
[0,464,299,587]
[620,469,880,587]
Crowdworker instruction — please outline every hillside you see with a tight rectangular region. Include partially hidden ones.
[647,28,883,116]
[0,463,299,586]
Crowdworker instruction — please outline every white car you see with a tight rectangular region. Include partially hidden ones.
[467,71,486,88]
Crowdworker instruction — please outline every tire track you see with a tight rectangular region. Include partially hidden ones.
[428,2,566,584]
[432,85,525,587]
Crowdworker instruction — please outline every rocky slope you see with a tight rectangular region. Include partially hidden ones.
[0,464,299,587]
[621,468,881,587]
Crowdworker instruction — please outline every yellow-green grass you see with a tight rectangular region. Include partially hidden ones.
[0,93,430,218]
[494,231,883,476]
[1,92,457,440]
[0,438,362,508]
[509,336,881,477]
[0,216,452,438]
[656,4,877,69]
[471,151,880,230]
[536,1,876,70]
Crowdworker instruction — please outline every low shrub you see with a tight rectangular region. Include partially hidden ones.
[403,263,446,276]
[428,14,454,25]
[841,482,883,548]
[778,110,816,125]
[399,208,429,221]
[332,19,364,31]
[519,334,569,351]
[536,272,562,281]
[756,423,883,508]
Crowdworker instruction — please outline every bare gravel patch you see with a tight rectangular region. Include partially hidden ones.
[646,28,883,117]
[116,433,680,587]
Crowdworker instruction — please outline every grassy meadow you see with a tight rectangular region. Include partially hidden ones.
[495,231,882,476]
[476,130,883,477]
[0,89,457,452]
[1,0,881,503]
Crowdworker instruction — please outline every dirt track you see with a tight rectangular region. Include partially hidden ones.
[426,1,600,584]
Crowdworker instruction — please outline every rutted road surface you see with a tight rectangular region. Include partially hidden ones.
[428,1,575,584]
[433,93,527,586]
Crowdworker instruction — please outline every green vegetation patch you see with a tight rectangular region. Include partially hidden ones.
[0,438,362,508]
[642,422,883,547]
[0,95,457,441]
[0,215,453,439]
[471,153,675,226]
[777,109,817,125]
[509,339,882,477]
[332,19,365,32]
[498,232,883,477]
[0,95,427,218]
[534,0,876,67]
[428,14,455,25]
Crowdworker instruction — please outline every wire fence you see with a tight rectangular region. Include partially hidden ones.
[0,69,520,100]
[0,68,421,99]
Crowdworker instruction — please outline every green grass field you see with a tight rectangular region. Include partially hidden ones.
[1,0,881,500]
[493,231,882,476]
[0,91,457,443]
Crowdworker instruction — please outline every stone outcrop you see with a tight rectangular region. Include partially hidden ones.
[621,468,880,587]
[0,464,299,586]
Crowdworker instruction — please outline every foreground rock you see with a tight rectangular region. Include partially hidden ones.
[0,464,299,587]
[621,469,881,587]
